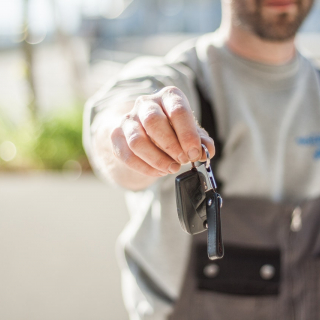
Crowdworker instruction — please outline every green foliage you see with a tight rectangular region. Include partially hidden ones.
[33,108,86,170]
[0,107,90,171]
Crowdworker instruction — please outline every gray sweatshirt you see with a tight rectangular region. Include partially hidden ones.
[83,32,320,320]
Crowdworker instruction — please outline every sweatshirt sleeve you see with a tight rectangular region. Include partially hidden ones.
[83,52,201,170]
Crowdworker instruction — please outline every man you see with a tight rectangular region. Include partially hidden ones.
[83,0,320,319]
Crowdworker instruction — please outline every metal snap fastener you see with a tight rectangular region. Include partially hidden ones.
[291,206,302,232]
[260,264,275,280]
[203,263,219,278]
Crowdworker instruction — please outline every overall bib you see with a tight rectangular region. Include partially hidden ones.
[169,196,320,320]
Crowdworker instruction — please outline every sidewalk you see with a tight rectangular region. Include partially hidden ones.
[0,172,129,320]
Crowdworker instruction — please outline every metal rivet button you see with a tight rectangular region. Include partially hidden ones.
[203,263,219,278]
[260,264,275,280]
[291,206,302,232]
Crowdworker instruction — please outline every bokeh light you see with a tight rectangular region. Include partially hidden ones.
[0,141,17,162]
[62,160,82,180]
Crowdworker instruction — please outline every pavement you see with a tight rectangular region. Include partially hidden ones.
[0,172,129,320]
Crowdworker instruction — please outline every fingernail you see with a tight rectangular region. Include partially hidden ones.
[169,162,180,173]
[188,148,200,161]
[178,152,189,164]
[158,171,168,176]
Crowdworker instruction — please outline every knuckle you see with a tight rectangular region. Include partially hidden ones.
[142,109,163,129]
[120,112,134,127]
[181,132,200,148]
[110,127,122,143]
[135,95,149,107]
[127,133,144,151]
[122,153,135,167]
[111,143,125,162]
[154,157,168,170]
[162,86,182,96]
[161,87,190,117]
[164,140,180,153]
[144,167,158,177]
[170,104,188,118]
[181,131,198,143]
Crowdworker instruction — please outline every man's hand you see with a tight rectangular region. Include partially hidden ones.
[110,86,215,178]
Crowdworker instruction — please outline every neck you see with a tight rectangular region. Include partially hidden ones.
[220,9,296,65]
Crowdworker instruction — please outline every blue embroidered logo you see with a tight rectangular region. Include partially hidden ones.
[296,134,320,159]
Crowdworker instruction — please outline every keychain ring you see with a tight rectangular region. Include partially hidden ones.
[201,144,211,169]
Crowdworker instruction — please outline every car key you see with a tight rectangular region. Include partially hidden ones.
[175,144,224,260]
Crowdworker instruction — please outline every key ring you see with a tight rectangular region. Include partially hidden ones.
[191,144,210,169]
[201,144,211,169]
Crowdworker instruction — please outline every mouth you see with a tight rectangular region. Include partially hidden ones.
[263,0,297,10]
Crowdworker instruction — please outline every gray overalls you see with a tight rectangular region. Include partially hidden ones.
[169,74,320,319]
[169,196,320,320]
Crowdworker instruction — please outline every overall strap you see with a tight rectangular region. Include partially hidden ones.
[195,80,222,188]
[192,35,224,187]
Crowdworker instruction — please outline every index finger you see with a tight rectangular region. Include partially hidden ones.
[158,86,202,162]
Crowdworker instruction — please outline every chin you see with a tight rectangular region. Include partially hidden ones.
[254,10,305,41]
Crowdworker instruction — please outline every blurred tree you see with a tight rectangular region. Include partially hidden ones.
[49,0,87,102]
[22,0,38,121]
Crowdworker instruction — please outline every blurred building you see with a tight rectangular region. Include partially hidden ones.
[81,0,222,59]
[0,0,319,122]
[81,0,320,60]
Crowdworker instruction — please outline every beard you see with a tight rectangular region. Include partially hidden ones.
[232,0,314,41]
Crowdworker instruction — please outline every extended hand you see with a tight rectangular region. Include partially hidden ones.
[110,86,215,177]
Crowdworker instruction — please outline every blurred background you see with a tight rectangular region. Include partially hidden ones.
[0,0,319,319]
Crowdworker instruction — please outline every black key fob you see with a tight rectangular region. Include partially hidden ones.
[175,144,224,260]
[175,167,207,235]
